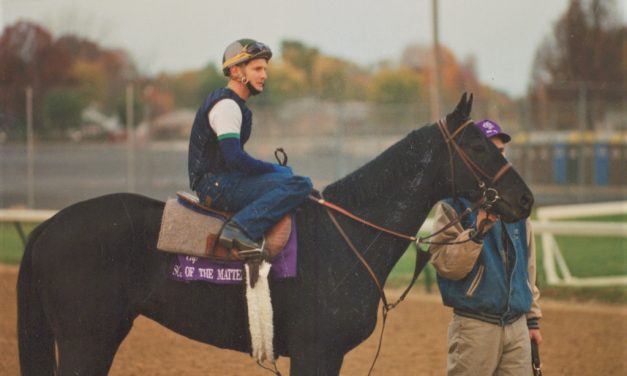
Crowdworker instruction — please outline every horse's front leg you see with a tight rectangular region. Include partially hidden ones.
[289,348,345,376]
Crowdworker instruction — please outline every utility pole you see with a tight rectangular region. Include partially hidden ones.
[430,0,442,120]
[126,84,136,193]
[26,86,35,207]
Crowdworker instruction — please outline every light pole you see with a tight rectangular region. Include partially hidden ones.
[431,0,443,120]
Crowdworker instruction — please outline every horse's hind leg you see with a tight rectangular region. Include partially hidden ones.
[55,316,134,376]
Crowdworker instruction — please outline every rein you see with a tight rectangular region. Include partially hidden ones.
[308,118,512,309]
[309,193,485,309]
[302,118,513,375]
[437,119,512,209]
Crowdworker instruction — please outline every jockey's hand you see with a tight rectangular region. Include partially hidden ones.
[272,164,293,176]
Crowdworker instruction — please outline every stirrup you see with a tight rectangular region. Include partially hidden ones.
[236,238,267,261]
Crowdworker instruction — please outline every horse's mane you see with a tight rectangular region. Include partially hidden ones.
[323,123,440,208]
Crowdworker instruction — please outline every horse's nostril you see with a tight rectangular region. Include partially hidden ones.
[520,193,534,208]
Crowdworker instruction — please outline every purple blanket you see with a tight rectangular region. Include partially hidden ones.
[169,220,297,284]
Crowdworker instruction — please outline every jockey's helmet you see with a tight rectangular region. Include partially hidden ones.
[222,39,272,77]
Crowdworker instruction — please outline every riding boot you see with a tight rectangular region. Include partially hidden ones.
[218,222,263,260]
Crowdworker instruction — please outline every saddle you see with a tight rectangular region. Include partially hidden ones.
[157,191,293,261]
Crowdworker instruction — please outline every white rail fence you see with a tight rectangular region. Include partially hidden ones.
[2,202,626,287]
[536,201,627,287]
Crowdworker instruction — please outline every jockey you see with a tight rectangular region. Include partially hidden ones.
[188,39,313,260]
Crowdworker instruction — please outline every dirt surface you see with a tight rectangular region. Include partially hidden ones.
[2,264,625,375]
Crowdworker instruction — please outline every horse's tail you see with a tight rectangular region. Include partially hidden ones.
[17,220,56,375]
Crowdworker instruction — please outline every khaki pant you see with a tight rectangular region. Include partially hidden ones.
[447,314,532,376]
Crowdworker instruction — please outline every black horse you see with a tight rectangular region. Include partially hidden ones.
[17,94,533,375]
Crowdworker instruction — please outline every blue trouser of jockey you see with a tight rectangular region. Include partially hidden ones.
[196,171,313,241]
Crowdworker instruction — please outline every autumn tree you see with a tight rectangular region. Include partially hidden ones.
[529,0,625,130]
[0,21,140,138]
[280,40,319,84]
[311,55,366,101]
[57,35,139,115]
[369,67,424,104]
[0,21,73,136]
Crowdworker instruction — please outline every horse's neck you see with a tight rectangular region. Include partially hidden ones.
[323,125,446,276]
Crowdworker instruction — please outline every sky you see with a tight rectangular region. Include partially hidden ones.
[2,0,624,97]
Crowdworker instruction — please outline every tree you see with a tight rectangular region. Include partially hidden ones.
[280,40,319,83]
[254,61,308,105]
[311,55,363,101]
[70,60,108,104]
[532,0,624,87]
[57,35,139,115]
[400,44,481,108]
[0,21,73,134]
[196,63,227,103]
[529,0,625,130]
[368,67,424,104]
[43,87,85,135]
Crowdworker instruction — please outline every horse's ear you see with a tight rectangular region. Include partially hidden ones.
[467,93,473,115]
[454,92,468,116]
[447,92,473,124]
[458,92,473,119]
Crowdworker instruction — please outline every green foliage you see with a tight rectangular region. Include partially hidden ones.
[196,63,227,103]
[280,40,319,80]
[71,60,108,104]
[116,89,144,126]
[43,87,86,133]
[369,68,424,104]
[253,62,308,105]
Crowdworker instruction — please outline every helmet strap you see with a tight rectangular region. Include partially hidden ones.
[231,65,261,96]
[246,81,261,96]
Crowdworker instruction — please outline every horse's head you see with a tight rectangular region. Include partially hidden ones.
[439,93,534,222]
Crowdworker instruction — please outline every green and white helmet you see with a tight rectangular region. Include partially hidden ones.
[222,39,273,76]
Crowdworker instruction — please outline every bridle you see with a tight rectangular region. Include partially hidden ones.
[303,118,514,375]
[437,118,512,210]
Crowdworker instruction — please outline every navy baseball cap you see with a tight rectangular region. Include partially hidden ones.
[474,119,511,143]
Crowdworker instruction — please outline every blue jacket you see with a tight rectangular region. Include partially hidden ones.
[434,198,533,324]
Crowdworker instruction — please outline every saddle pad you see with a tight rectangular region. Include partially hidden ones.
[157,196,292,259]
[169,221,297,284]
[157,197,225,258]
[158,196,297,284]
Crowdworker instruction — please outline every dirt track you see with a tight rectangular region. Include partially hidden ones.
[1,265,625,375]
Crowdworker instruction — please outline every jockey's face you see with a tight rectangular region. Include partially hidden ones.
[243,58,268,93]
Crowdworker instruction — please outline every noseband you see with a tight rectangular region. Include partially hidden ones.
[437,118,512,209]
